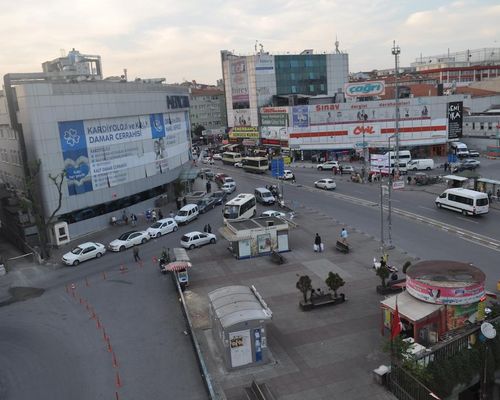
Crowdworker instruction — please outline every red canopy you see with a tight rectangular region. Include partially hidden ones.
[166,261,192,271]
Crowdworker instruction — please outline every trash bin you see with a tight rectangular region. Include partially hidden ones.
[373,365,390,386]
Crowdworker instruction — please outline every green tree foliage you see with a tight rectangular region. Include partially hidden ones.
[296,275,312,304]
[325,272,345,298]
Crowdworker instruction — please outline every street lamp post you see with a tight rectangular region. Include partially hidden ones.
[392,41,401,177]
[379,167,385,250]
[387,134,397,249]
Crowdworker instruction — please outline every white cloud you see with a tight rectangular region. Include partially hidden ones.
[0,0,499,82]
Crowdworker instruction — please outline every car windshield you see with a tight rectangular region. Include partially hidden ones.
[177,210,188,216]
[263,193,273,198]
[181,235,190,242]
[71,247,83,255]
[150,222,162,229]
[118,232,133,240]
[223,205,239,219]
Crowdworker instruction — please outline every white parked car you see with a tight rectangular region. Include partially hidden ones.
[181,231,217,250]
[314,178,337,190]
[62,242,106,266]
[221,182,236,194]
[108,231,150,252]
[202,157,214,165]
[316,161,339,171]
[146,218,178,238]
[340,165,355,174]
[212,153,222,160]
[234,162,243,168]
[280,170,295,180]
[261,210,286,218]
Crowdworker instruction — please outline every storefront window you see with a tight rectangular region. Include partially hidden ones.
[257,234,272,253]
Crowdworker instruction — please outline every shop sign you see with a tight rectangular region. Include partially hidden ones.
[229,126,260,139]
[344,81,385,98]
[406,277,485,305]
[261,113,288,126]
[447,101,463,140]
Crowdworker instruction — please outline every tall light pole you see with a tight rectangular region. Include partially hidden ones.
[387,134,397,249]
[392,41,401,178]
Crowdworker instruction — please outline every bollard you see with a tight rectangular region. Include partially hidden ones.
[96,317,101,329]
[115,392,120,400]
[107,337,112,353]
[103,328,108,342]
[112,351,118,368]
[85,277,90,287]
[120,265,127,274]
[102,271,107,280]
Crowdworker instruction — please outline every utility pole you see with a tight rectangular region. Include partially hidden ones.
[379,167,385,251]
[392,41,401,178]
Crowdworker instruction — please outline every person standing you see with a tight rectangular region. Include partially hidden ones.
[207,224,212,234]
[158,210,164,220]
[133,247,141,262]
[314,233,322,252]
[152,209,157,223]
[169,210,175,219]
[206,180,211,193]
[340,228,348,244]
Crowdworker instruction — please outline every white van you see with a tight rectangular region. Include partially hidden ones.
[222,152,242,165]
[435,188,489,216]
[254,187,276,205]
[407,159,435,171]
[174,204,199,225]
[450,142,469,158]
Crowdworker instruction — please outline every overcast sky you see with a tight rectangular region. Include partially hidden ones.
[1,0,499,84]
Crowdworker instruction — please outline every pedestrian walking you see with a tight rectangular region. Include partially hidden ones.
[207,224,212,234]
[158,210,164,220]
[206,181,211,193]
[444,162,448,172]
[183,197,187,207]
[339,165,343,174]
[133,247,140,262]
[314,233,323,252]
[169,210,175,218]
[130,213,137,226]
[203,224,208,233]
[340,228,348,244]
[151,209,157,222]
[176,198,182,210]
[145,209,152,222]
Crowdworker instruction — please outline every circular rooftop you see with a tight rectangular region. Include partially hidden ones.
[406,260,485,305]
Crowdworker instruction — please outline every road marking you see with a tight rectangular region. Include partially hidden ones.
[418,206,437,212]
[456,217,479,224]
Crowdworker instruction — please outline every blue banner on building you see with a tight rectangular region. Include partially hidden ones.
[292,106,309,128]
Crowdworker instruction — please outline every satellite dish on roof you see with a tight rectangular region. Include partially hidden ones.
[481,322,497,339]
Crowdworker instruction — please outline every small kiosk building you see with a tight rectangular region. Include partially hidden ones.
[219,216,290,259]
[208,285,272,369]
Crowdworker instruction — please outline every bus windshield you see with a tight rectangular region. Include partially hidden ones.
[223,205,240,219]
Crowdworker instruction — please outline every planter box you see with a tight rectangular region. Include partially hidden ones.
[376,285,403,295]
[300,293,346,311]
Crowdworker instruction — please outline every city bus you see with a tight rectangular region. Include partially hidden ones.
[435,188,489,216]
[222,152,242,165]
[223,194,257,222]
[242,156,269,174]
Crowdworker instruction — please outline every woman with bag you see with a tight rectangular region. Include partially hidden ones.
[314,233,323,252]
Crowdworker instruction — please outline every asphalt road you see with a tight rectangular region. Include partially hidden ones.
[213,161,500,290]
[1,156,499,399]
[0,232,209,400]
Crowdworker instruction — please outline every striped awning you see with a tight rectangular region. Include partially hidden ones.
[166,261,192,271]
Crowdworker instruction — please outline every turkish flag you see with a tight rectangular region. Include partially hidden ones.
[391,300,403,340]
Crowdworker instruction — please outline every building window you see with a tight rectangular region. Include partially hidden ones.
[309,85,315,92]
[480,123,484,130]
[488,122,493,130]
[291,86,297,93]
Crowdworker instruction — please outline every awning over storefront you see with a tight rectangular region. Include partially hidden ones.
[381,291,442,323]
[443,175,468,182]
[166,261,192,271]
[178,167,200,181]
[478,178,500,186]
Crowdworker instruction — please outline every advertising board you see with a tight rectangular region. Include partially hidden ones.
[231,58,249,108]
[406,277,485,305]
[59,112,189,196]
[229,126,260,139]
[344,81,385,98]
[447,101,463,140]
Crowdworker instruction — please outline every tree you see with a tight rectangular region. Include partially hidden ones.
[21,160,65,259]
[325,272,345,298]
[376,258,390,287]
[296,275,312,304]
[193,124,205,138]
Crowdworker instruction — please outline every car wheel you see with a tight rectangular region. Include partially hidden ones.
[436,202,441,208]
[73,260,80,266]
[462,210,468,216]
[210,238,216,244]
[141,238,147,244]
[173,226,178,232]
[189,244,195,250]
[318,167,323,171]
[95,252,102,259]
[413,168,418,171]
[155,232,161,238]
[119,246,126,252]
[426,167,431,171]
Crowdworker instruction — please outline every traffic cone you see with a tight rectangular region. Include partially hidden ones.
[115,371,122,388]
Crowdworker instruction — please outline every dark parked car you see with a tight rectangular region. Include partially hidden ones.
[453,159,481,172]
[209,190,227,206]
[197,197,217,214]
[468,150,480,157]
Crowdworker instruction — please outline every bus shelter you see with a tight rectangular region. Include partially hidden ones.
[218,216,290,259]
[208,285,272,369]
